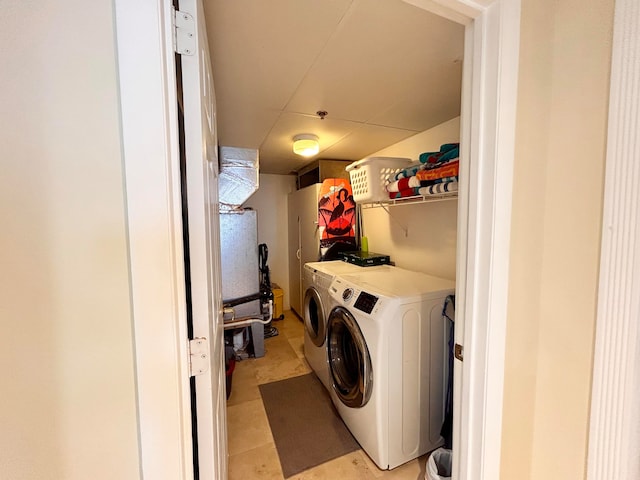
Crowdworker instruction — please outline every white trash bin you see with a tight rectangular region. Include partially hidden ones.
[425,448,452,480]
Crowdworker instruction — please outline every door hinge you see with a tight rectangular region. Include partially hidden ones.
[189,337,210,377]
[172,8,195,56]
[454,343,464,362]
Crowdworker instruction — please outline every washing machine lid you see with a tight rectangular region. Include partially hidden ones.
[304,260,365,276]
[339,267,455,300]
[327,306,373,408]
[303,287,326,347]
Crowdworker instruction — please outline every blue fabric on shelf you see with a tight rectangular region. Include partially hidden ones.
[419,143,460,165]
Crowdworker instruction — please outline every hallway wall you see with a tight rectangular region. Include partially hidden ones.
[0,1,140,478]
[502,0,614,478]
[245,174,297,309]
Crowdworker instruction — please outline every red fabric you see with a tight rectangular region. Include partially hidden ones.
[397,177,411,191]
[389,187,421,199]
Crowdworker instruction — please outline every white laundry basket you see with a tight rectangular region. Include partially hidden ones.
[346,156,412,203]
[425,448,452,480]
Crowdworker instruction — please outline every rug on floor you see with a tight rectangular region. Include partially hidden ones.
[259,373,360,478]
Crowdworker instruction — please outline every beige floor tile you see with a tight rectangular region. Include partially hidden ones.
[379,455,425,480]
[356,451,385,478]
[287,335,305,360]
[252,329,312,384]
[227,358,262,406]
[274,312,304,338]
[262,333,300,363]
[226,399,274,456]
[255,356,312,384]
[288,451,378,480]
[356,448,428,479]
[228,443,284,480]
[227,381,261,407]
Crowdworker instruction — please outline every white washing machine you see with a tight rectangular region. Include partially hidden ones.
[325,266,455,470]
[302,260,371,390]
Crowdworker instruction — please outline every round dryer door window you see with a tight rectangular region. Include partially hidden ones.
[304,287,325,347]
[327,306,373,408]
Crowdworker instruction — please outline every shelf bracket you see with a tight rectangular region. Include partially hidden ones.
[379,203,409,237]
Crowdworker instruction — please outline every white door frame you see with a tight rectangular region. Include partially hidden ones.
[587,1,640,478]
[114,1,195,478]
[405,1,521,478]
[114,0,521,478]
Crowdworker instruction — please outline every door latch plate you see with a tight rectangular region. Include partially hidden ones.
[454,343,464,362]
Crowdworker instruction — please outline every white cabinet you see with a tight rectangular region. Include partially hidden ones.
[288,184,321,316]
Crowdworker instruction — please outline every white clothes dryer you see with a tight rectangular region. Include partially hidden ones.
[325,266,455,470]
[302,260,373,390]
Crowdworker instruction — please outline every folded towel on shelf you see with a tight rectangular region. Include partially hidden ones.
[393,162,423,180]
[419,175,459,187]
[422,156,458,170]
[385,175,421,193]
[418,181,458,196]
[416,160,459,181]
[389,187,422,199]
[419,143,460,165]
[388,180,459,199]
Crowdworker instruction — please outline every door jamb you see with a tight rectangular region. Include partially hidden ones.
[587,0,640,477]
[404,1,521,478]
[114,1,195,478]
[114,0,522,478]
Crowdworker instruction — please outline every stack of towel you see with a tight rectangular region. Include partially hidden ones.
[385,143,459,199]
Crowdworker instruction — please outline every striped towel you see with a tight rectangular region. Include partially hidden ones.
[418,181,458,196]
[419,175,458,187]
[388,180,459,200]
[385,175,420,193]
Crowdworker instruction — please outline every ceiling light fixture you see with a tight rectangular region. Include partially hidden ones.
[292,134,320,157]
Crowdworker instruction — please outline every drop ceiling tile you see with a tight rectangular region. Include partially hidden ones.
[205,0,354,111]
[258,112,361,173]
[369,62,463,131]
[215,104,281,150]
[285,0,464,124]
[320,123,418,161]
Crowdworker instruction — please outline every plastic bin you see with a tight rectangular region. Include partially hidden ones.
[272,287,284,319]
[346,156,412,203]
[425,448,452,480]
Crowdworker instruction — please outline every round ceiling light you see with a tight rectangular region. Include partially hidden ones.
[292,134,320,157]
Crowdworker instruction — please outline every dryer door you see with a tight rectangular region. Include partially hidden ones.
[327,306,373,408]
[304,287,326,347]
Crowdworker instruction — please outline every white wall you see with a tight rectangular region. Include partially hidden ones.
[245,174,297,309]
[0,1,140,479]
[361,117,460,279]
[501,0,614,478]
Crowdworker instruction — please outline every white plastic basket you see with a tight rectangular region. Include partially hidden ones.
[346,157,412,203]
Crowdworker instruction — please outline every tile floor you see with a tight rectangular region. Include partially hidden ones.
[226,310,429,480]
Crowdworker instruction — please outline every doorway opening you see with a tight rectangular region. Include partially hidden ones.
[115,0,521,478]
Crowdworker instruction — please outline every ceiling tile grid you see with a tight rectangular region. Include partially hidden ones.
[204,0,463,174]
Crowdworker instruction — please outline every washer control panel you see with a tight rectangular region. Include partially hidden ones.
[329,277,385,317]
[354,291,379,314]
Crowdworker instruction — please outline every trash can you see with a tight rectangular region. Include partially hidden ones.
[425,448,452,480]
[225,344,236,400]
